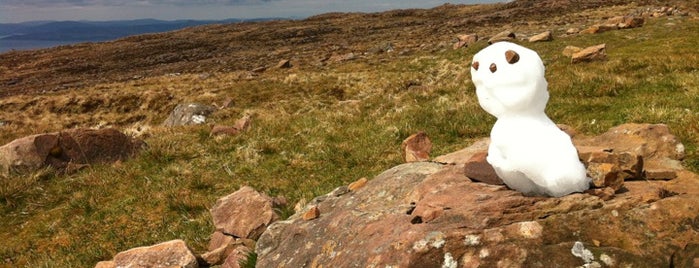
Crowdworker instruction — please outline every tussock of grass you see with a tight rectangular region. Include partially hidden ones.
[1,14,698,267]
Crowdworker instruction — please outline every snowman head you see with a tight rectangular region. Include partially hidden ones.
[470,42,549,118]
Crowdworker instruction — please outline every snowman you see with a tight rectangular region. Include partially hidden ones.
[470,41,590,197]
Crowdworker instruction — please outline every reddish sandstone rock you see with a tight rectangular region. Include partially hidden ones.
[401,131,432,162]
[571,43,607,63]
[111,240,198,268]
[256,124,699,267]
[210,186,278,240]
[0,128,142,176]
[528,30,553,42]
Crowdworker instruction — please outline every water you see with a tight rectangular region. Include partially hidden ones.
[0,39,81,53]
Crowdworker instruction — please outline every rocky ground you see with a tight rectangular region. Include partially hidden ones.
[2,0,699,267]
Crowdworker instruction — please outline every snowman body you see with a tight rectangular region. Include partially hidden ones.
[470,42,589,197]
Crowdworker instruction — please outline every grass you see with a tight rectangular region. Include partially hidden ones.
[1,15,699,267]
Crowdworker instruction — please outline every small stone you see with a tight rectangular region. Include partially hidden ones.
[303,206,320,221]
[571,44,606,63]
[401,131,432,162]
[453,34,478,49]
[463,152,503,185]
[275,59,292,69]
[211,125,240,136]
[643,168,677,180]
[233,114,252,132]
[586,162,624,191]
[528,30,552,42]
[488,30,515,44]
[585,187,615,201]
[348,177,368,191]
[565,28,580,35]
[252,66,267,73]
[112,240,198,268]
[562,45,582,57]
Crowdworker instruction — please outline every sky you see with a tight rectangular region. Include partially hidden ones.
[0,0,506,23]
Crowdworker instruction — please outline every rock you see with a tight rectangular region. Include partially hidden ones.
[463,152,503,185]
[562,45,582,57]
[302,206,320,221]
[575,123,685,178]
[221,245,251,268]
[453,33,478,49]
[571,43,606,63]
[256,124,699,267]
[221,97,235,109]
[210,186,278,240]
[274,59,292,69]
[200,233,254,267]
[565,28,580,35]
[586,162,624,190]
[348,177,368,191]
[434,138,489,164]
[401,131,432,162]
[211,125,240,136]
[252,66,267,73]
[328,52,356,62]
[94,261,116,268]
[528,30,552,42]
[606,16,644,29]
[233,114,252,132]
[110,240,198,268]
[488,30,516,44]
[0,128,143,176]
[644,168,678,180]
[162,103,217,126]
[577,146,643,180]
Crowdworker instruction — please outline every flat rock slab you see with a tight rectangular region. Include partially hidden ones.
[256,161,699,267]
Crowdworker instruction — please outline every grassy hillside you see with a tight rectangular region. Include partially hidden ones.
[1,2,698,267]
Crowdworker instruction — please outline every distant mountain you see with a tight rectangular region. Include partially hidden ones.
[0,18,285,51]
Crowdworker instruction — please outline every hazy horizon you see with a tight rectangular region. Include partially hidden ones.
[0,0,507,24]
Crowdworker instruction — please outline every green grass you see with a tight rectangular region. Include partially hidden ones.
[1,16,699,267]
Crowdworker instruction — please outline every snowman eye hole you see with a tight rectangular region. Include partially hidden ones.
[505,50,520,64]
[472,61,479,70]
[489,63,497,73]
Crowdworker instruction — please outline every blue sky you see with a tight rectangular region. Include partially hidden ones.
[0,0,506,23]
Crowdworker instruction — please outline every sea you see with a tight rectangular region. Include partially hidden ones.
[0,38,82,53]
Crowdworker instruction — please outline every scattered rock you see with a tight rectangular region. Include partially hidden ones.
[106,240,198,268]
[302,206,320,221]
[0,128,143,176]
[348,177,368,191]
[200,233,254,267]
[220,245,251,268]
[210,186,279,240]
[453,33,478,49]
[528,30,552,42]
[211,125,240,136]
[488,30,516,44]
[565,28,580,35]
[328,52,357,62]
[252,66,267,73]
[221,97,235,109]
[606,16,645,29]
[233,114,252,132]
[562,45,582,57]
[586,162,624,190]
[401,131,432,162]
[571,43,606,63]
[463,151,503,185]
[162,103,217,126]
[274,59,292,69]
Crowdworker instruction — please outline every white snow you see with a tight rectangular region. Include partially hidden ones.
[470,42,590,197]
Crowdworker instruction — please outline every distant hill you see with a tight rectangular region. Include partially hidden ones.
[0,18,283,51]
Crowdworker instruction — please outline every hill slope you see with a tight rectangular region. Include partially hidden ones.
[1,0,698,266]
